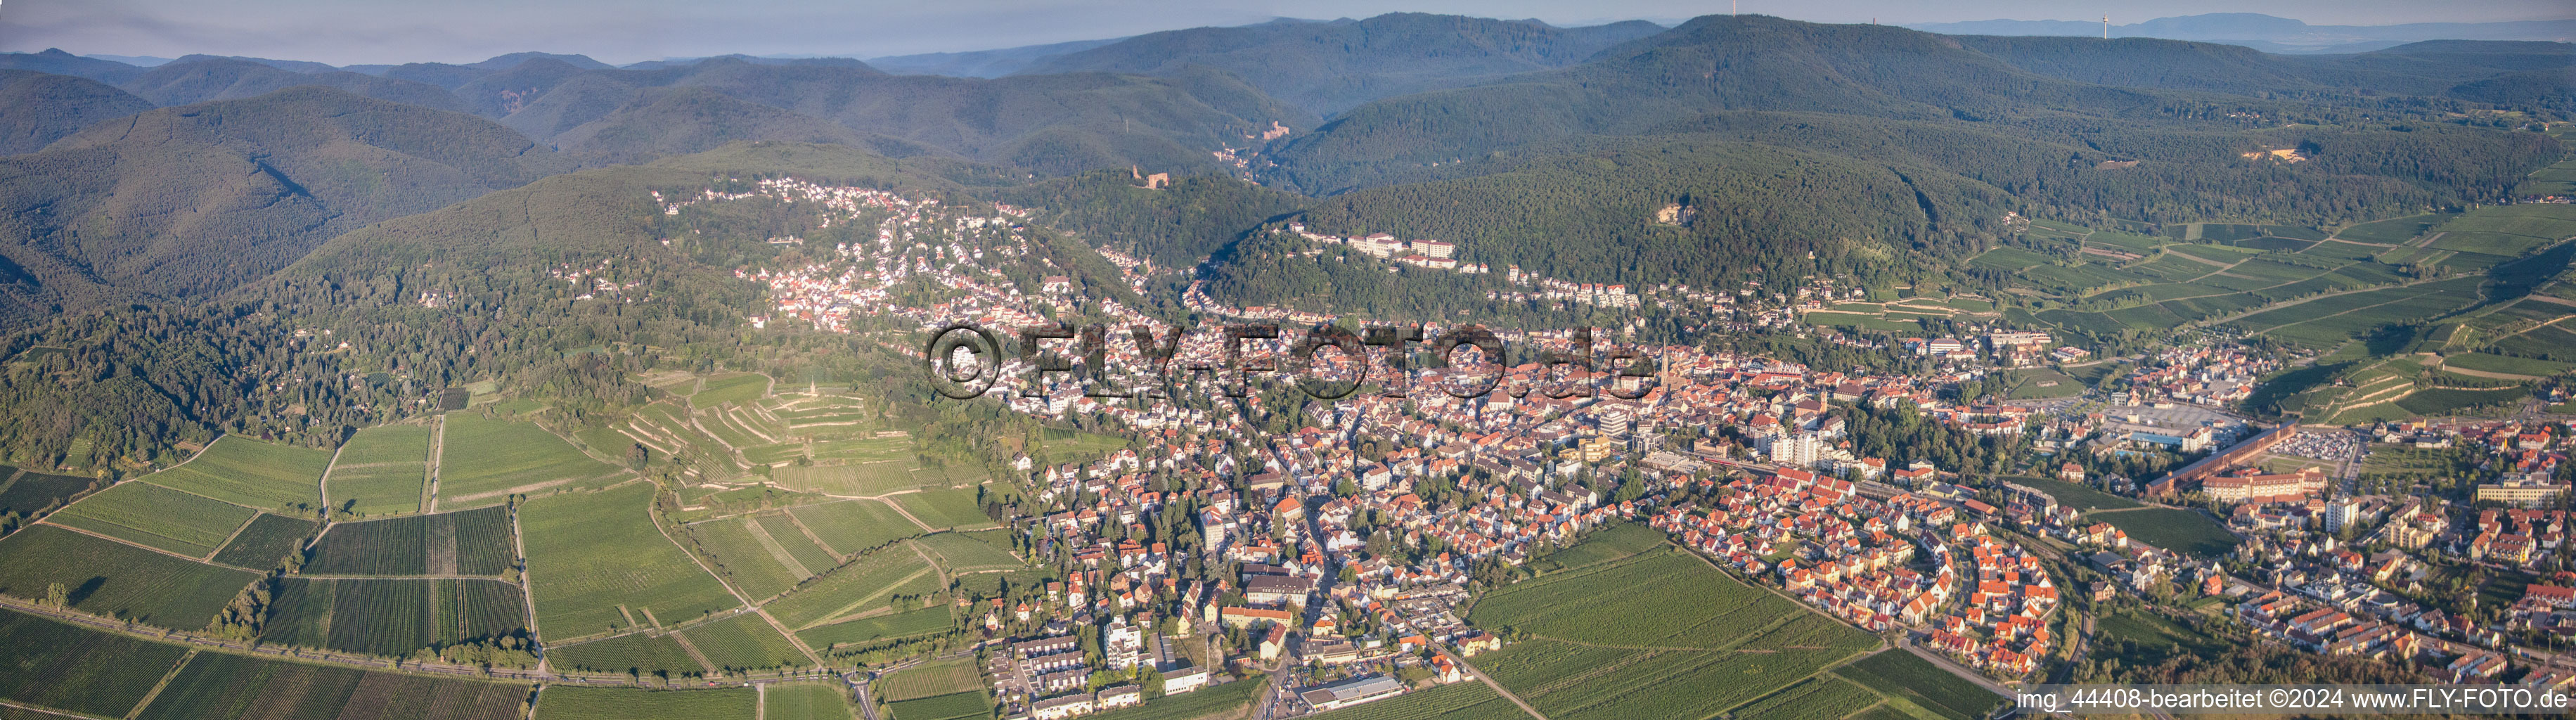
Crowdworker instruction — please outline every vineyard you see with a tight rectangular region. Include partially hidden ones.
[763,682,858,720]
[764,547,941,630]
[208,513,320,568]
[142,437,330,511]
[884,690,987,720]
[893,489,996,531]
[520,483,739,637]
[0,468,97,520]
[789,499,924,555]
[676,611,809,671]
[535,686,758,719]
[1306,682,1523,720]
[327,424,434,517]
[1832,650,2006,720]
[46,480,256,557]
[878,657,981,701]
[305,505,517,576]
[0,525,258,628]
[0,608,191,717]
[1083,676,1265,720]
[545,629,709,675]
[261,577,529,655]
[1729,676,1879,720]
[915,531,1021,572]
[437,415,621,504]
[136,650,528,720]
[1463,529,1877,720]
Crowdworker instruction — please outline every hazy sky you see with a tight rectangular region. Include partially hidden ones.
[2,0,2568,65]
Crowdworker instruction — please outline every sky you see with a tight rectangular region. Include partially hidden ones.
[1,0,2568,66]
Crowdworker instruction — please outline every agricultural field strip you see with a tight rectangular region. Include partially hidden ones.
[643,495,823,666]
[37,512,264,570]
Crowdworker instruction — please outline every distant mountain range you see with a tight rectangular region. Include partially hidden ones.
[1909,12,2575,53]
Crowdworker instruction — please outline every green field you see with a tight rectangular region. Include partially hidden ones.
[438,414,619,504]
[0,525,257,628]
[765,683,858,720]
[143,437,331,511]
[885,690,988,720]
[677,610,809,671]
[760,515,839,570]
[687,515,815,600]
[914,531,1021,573]
[0,468,96,519]
[1833,649,2006,720]
[328,425,433,516]
[207,513,319,568]
[1730,676,1880,720]
[1528,522,1667,574]
[47,480,257,557]
[262,577,528,655]
[894,488,996,530]
[2097,508,2239,558]
[798,605,954,652]
[536,686,759,720]
[137,648,529,720]
[544,629,708,675]
[766,546,941,631]
[2445,352,2576,377]
[306,505,516,576]
[1306,682,1523,720]
[774,461,927,496]
[520,483,739,637]
[1464,532,1874,720]
[693,373,773,407]
[2092,608,2232,669]
[879,657,981,701]
[0,608,193,717]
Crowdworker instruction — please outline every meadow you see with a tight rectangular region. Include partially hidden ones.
[0,608,193,718]
[437,414,619,504]
[2002,477,2141,511]
[305,505,516,576]
[46,480,256,557]
[261,577,528,655]
[207,513,319,568]
[520,483,739,637]
[328,424,433,516]
[142,436,331,510]
[0,525,257,628]
[136,649,529,720]
[534,686,757,720]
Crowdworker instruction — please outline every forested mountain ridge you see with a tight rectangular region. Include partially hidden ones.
[1020,13,1666,116]
[115,57,470,110]
[0,86,567,326]
[1953,36,2575,112]
[0,70,153,154]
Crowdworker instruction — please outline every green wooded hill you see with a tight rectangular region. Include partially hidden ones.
[1258,15,2563,194]
[1020,13,1668,117]
[0,70,153,154]
[546,86,941,166]
[988,169,1308,269]
[0,86,568,324]
[1955,37,2575,112]
[115,58,470,112]
[0,48,149,84]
